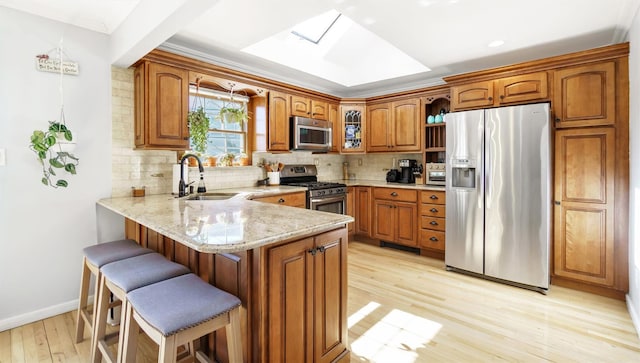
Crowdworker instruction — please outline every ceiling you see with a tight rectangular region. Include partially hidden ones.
[1,0,639,97]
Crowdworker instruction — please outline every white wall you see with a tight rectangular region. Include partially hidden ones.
[628,6,640,337]
[0,7,112,330]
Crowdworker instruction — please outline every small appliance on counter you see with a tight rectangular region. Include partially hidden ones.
[386,168,399,182]
[426,163,446,186]
[397,159,421,184]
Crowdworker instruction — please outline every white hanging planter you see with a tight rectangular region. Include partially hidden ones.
[55,132,77,153]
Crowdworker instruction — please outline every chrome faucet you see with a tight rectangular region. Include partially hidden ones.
[178,154,206,197]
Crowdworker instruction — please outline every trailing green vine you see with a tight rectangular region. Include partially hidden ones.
[29,121,79,188]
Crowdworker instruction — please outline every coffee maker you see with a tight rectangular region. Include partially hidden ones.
[397,159,421,184]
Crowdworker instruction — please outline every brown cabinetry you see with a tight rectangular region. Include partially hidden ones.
[340,103,366,153]
[355,187,371,237]
[346,187,355,235]
[328,102,340,153]
[266,228,348,362]
[252,191,306,208]
[291,95,328,120]
[372,188,418,246]
[419,191,446,252]
[554,127,615,287]
[366,99,421,152]
[134,61,190,149]
[450,72,548,111]
[553,61,616,128]
[268,90,290,151]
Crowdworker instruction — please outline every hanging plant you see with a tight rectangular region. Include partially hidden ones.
[188,106,209,155]
[29,120,79,188]
[215,87,250,127]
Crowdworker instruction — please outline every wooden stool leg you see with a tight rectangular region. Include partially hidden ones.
[75,257,91,343]
[225,308,243,363]
[91,274,111,363]
[119,303,138,363]
[159,335,177,363]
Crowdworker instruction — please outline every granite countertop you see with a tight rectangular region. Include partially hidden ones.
[98,186,353,254]
[331,179,446,191]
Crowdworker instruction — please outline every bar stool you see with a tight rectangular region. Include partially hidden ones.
[92,252,191,363]
[75,239,153,343]
[121,273,243,363]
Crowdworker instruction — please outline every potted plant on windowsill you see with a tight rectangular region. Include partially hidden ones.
[29,121,79,188]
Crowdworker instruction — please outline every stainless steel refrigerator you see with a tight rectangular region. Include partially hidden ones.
[445,102,551,292]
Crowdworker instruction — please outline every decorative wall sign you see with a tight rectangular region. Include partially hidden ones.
[35,54,79,75]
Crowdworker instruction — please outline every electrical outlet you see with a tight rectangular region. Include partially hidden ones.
[314,158,319,166]
[0,148,5,166]
[358,158,363,166]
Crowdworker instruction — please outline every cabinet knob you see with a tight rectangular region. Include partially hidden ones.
[555,118,561,122]
[554,201,561,205]
[488,96,493,101]
[278,198,285,203]
[430,221,439,226]
[499,95,504,99]
[429,237,439,242]
[316,246,326,253]
[430,208,438,213]
[429,195,438,200]
[391,192,398,196]
[308,248,317,256]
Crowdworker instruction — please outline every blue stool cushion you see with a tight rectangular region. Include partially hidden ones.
[83,239,152,267]
[101,253,190,292]
[127,274,241,337]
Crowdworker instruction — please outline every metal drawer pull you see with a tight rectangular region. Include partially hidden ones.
[429,195,438,200]
[430,221,438,226]
[429,237,439,242]
[391,192,398,196]
[278,198,285,203]
[430,208,438,213]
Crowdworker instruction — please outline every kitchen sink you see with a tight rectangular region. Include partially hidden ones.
[185,192,239,201]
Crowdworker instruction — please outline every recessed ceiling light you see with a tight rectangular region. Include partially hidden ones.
[488,40,504,47]
[418,0,435,7]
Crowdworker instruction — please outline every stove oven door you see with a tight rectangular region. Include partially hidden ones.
[309,194,346,215]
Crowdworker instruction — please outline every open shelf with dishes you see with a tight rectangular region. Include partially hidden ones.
[423,94,450,164]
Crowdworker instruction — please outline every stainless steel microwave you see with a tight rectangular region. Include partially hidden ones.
[290,116,332,152]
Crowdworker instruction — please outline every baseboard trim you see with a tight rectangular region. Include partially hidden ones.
[626,293,640,339]
[0,295,93,332]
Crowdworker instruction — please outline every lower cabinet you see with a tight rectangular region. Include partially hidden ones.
[419,190,446,252]
[372,188,418,246]
[355,187,371,236]
[266,228,348,362]
[252,191,306,208]
[346,187,355,235]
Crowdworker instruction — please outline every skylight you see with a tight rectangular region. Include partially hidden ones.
[242,9,430,87]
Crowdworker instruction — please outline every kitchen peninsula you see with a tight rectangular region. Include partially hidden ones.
[98,188,353,362]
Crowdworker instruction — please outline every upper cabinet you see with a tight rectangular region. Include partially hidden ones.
[134,61,190,150]
[268,90,290,152]
[340,103,366,153]
[553,61,616,128]
[290,95,328,120]
[450,71,549,111]
[366,98,421,152]
[328,102,340,153]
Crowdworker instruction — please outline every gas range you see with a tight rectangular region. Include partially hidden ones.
[278,165,347,213]
[285,181,347,197]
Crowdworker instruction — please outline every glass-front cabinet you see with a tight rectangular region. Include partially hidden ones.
[339,103,366,153]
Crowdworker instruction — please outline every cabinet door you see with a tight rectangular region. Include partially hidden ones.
[291,95,311,117]
[134,64,145,146]
[253,192,306,208]
[329,103,340,153]
[346,187,355,234]
[310,100,328,120]
[313,229,348,363]
[340,104,366,153]
[554,127,615,287]
[268,237,315,362]
[450,81,494,110]
[496,72,548,104]
[144,62,190,149]
[391,98,421,152]
[355,187,371,236]
[268,91,290,151]
[395,202,418,246]
[553,61,616,128]
[366,103,391,152]
[373,200,395,241]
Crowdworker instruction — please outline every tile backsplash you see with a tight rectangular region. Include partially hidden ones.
[111,67,423,197]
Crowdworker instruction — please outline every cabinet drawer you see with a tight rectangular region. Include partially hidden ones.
[421,216,446,231]
[419,230,445,251]
[253,192,306,208]
[420,203,445,217]
[373,188,417,202]
[420,190,445,205]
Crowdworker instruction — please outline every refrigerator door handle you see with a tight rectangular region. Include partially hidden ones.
[484,122,491,209]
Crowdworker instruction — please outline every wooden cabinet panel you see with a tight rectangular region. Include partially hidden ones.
[268,90,290,151]
[355,187,371,236]
[396,202,418,246]
[392,98,421,151]
[372,188,418,247]
[346,187,355,234]
[451,81,494,110]
[496,72,548,104]
[419,230,445,250]
[420,203,445,218]
[553,61,616,128]
[373,200,395,241]
[421,216,446,231]
[373,188,417,202]
[134,62,189,149]
[268,238,314,362]
[419,190,446,253]
[554,127,614,286]
[310,100,328,120]
[420,191,445,205]
[291,95,328,120]
[366,103,391,151]
[340,104,366,153]
[329,102,340,153]
[253,191,306,208]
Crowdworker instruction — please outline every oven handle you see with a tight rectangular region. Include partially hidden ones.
[309,195,346,204]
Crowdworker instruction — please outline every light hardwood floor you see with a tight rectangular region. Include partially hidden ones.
[2,241,639,362]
